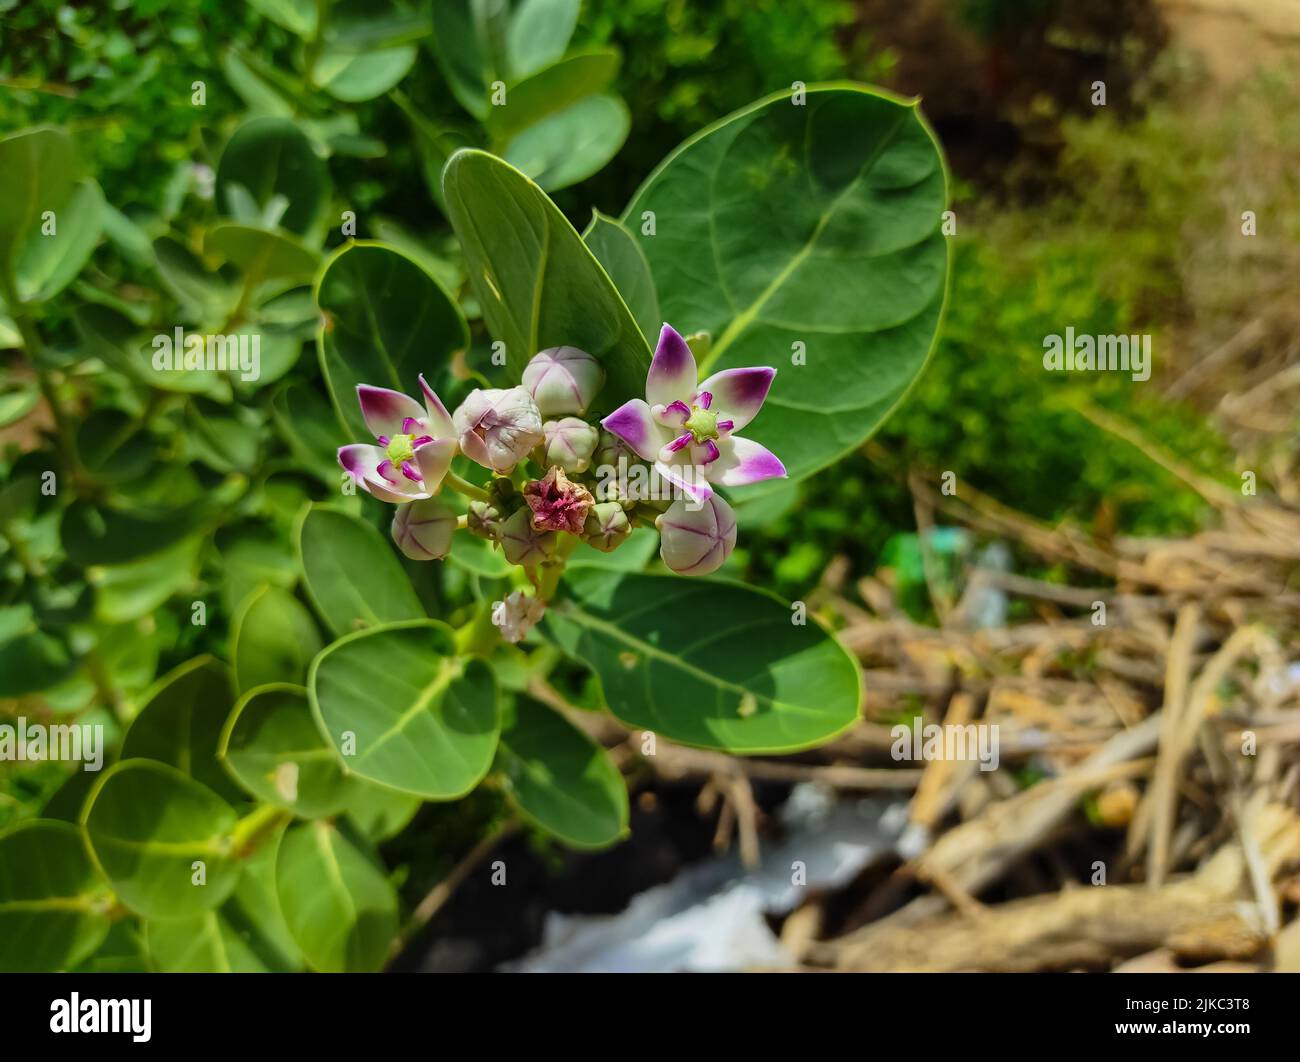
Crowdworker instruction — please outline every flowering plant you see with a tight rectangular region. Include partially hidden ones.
[0,29,946,972]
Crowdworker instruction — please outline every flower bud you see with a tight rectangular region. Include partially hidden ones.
[452,387,544,474]
[523,465,594,534]
[391,497,457,561]
[497,590,546,644]
[499,507,557,566]
[522,346,604,416]
[466,498,503,539]
[656,494,736,576]
[583,501,631,553]
[541,417,599,473]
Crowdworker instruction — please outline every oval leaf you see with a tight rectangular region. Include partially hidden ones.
[232,585,323,692]
[275,820,397,972]
[623,86,949,491]
[215,117,328,235]
[121,656,241,801]
[498,697,628,848]
[219,683,357,817]
[81,761,240,920]
[298,505,425,637]
[502,93,630,192]
[315,241,468,439]
[546,569,861,753]
[309,620,499,799]
[442,149,649,401]
[0,820,110,972]
[583,209,661,346]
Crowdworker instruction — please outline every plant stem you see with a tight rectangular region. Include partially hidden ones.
[230,803,290,858]
[444,470,491,502]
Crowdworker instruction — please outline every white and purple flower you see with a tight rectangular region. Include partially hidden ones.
[452,386,544,474]
[338,377,457,503]
[601,324,786,502]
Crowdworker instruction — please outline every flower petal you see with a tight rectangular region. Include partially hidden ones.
[357,385,426,440]
[601,399,671,461]
[646,324,698,408]
[413,436,456,492]
[339,443,427,503]
[418,374,456,439]
[652,460,713,503]
[695,367,775,431]
[703,435,787,487]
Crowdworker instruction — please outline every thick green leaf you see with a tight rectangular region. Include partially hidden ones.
[429,0,502,120]
[0,127,77,282]
[547,569,862,753]
[121,656,242,802]
[506,0,579,78]
[89,535,202,624]
[343,783,421,842]
[153,235,236,319]
[247,0,317,35]
[145,910,274,972]
[81,761,240,920]
[232,585,323,692]
[272,383,346,483]
[309,619,499,799]
[204,224,319,283]
[315,241,468,439]
[275,820,397,972]
[442,149,649,400]
[583,209,661,346]
[623,85,949,491]
[0,820,111,972]
[0,628,74,696]
[74,303,229,397]
[219,683,357,817]
[298,505,425,637]
[485,49,619,142]
[313,44,417,102]
[13,178,104,303]
[215,117,328,235]
[498,697,628,848]
[503,93,630,191]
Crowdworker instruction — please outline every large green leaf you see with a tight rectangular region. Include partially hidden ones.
[429,0,507,120]
[0,820,111,972]
[498,697,628,848]
[309,620,499,799]
[583,209,661,346]
[219,683,357,817]
[506,0,579,78]
[205,223,319,283]
[623,85,949,491]
[547,569,862,753]
[442,149,649,401]
[145,910,277,972]
[215,117,328,235]
[0,127,77,283]
[485,49,619,142]
[13,178,104,303]
[297,505,425,637]
[313,44,417,102]
[120,656,242,801]
[275,820,397,972]
[502,94,630,192]
[81,761,241,920]
[61,498,206,568]
[314,241,468,439]
[231,585,323,692]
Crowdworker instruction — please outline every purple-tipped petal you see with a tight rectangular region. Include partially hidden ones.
[701,439,720,464]
[375,460,398,484]
[400,460,421,483]
[664,399,691,422]
[646,324,698,408]
[695,367,776,431]
[601,399,671,462]
[357,385,426,440]
[413,437,455,492]
[697,390,712,410]
[703,435,787,488]
[339,443,421,504]
[418,374,456,439]
[652,460,713,504]
[665,432,692,454]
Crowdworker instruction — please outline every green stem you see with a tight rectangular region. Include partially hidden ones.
[444,470,491,502]
[230,803,290,859]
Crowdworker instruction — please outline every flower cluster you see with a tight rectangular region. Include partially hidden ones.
[338,324,785,637]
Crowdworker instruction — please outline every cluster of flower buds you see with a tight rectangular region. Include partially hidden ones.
[338,324,786,637]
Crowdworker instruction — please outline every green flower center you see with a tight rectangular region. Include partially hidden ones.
[386,433,416,466]
[684,405,719,443]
